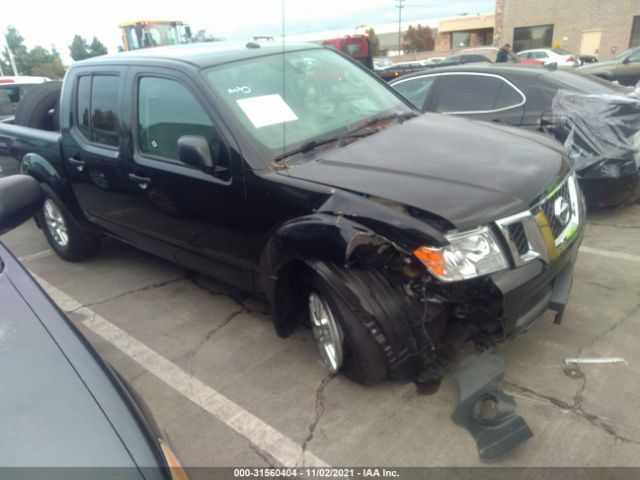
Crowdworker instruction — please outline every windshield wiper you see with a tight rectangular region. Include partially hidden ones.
[350,111,419,132]
[274,130,377,162]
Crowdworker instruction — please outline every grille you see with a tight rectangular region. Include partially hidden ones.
[506,222,529,256]
[539,181,571,239]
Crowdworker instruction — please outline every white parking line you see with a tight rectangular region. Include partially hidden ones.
[18,249,54,262]
[31,273,329,468]
[579,246,640,264]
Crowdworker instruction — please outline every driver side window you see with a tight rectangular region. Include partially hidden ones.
[137,76,226,167]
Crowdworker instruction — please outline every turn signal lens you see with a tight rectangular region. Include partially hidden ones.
[414,247,446,277]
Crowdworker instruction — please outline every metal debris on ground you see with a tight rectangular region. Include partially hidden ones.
[564,357,628,365]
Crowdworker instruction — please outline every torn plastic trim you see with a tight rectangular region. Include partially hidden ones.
[452,350,533,463]
[304,260,443,380]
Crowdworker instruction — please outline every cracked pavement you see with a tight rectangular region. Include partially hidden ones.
[2,154,640,467]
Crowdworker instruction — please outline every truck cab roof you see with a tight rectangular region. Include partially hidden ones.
[73,41,323,69]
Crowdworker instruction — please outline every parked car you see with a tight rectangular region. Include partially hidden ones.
[436,53,492,66]
[390,64,639,206]
[578,55,598,65]
[0,76,50,122]
[1,42,584,389]
[578,46,640,86]
[0,175,186,475]
[461,47,544,65]
[373,57,394,70]
[515,48,579,68]
[376,60,433,81]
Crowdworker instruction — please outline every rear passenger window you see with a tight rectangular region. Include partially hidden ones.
[91,76,120,147]
[393,77,436,110]
[436,75,503,113]
[75,74,120,147]
[495,82,524,109]
[138,77,223,164]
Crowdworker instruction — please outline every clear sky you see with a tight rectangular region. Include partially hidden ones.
[1,0,494,64]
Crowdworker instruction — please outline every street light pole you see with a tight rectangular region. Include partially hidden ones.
[396,0,405,55]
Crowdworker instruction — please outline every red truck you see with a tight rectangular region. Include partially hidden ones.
[321,35,373,69]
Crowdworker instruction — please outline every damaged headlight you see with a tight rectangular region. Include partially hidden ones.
[414,226,508,282]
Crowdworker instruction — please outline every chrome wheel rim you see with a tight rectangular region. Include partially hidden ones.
[308,292,344,374]
[43,199,69,247]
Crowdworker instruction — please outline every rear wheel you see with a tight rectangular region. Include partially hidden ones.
[306,272,388,384]
[37,193,100,261]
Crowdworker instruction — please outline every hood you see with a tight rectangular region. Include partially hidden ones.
[578,59,619,74]
[282,114,569,231]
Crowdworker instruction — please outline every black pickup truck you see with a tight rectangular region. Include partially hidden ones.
[0,42,584,387]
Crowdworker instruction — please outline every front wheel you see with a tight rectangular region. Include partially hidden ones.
[37,193,100,261]
[306,273,388,384]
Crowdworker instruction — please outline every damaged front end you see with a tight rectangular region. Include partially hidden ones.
[264,170,583,461]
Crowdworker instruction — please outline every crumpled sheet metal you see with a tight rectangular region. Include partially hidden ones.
[452,350,533,463]
[549,83,640,178]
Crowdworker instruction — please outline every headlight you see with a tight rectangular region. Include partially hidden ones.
[414,226,508,282]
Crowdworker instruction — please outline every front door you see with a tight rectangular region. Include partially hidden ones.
[118,69,253,288]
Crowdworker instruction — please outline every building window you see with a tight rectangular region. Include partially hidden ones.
[631,16,640,48]
[452,32,471,48]
[513,24,553,53]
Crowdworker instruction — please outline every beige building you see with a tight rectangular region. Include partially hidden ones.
[495,0,640,60]
[435,14,495,52]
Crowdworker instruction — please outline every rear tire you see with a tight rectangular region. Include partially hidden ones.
[307,272,388,385]
[36,192,100,261]
[14,81,62,131]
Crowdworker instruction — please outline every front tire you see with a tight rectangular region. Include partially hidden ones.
[37,193,100,261]
[307,273,388,384]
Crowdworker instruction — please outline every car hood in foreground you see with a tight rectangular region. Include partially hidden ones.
[578,59,620,73]
[282,113,569,231]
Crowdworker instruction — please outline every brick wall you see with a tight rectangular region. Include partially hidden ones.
[498,0,640,59]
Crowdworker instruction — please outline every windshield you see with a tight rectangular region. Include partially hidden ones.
[542,70,631,94]
[204,48,410,161]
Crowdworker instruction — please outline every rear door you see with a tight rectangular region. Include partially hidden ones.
[63,68,135,232]
[428,73,526,125]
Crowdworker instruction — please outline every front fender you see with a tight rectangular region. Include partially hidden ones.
[258,212,386,303]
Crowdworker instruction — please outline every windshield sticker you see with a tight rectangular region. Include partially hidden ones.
[236,94,298,128]
[228,86,252,94]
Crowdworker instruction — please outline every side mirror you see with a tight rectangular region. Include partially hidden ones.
[178,135,214,170]
[0,175,43,235]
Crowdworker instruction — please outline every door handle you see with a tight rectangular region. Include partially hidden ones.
[128,173,151,190]
[68,157,85,171]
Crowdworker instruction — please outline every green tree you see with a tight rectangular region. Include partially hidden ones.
[69,34,91,61]
[30,59,66,79]
[403,24,435,52]
[365,28,380,57]
[2,26,66,78]
[69,35,109,61]
[89,37,108,56]
[2,26,29,75]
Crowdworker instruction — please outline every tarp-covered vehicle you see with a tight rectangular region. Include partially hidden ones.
[545,85,640,206]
